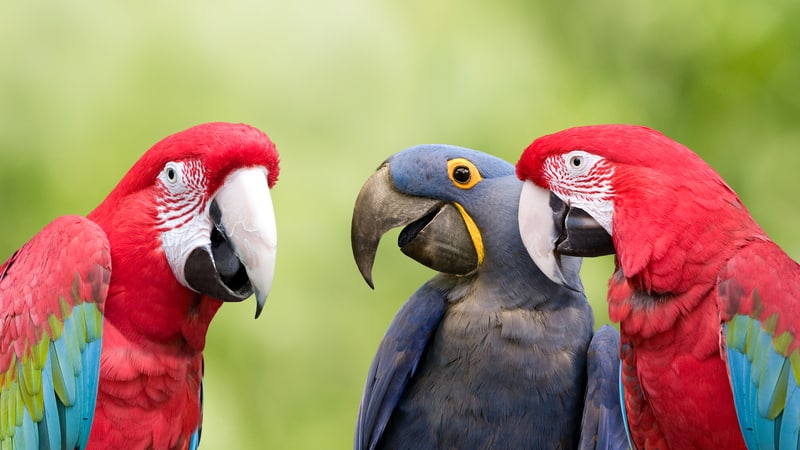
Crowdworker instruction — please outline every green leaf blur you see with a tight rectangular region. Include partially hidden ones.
[1,1,799,448]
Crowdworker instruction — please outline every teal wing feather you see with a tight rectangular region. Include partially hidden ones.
[719,241,800,449]
[0,216,111,450]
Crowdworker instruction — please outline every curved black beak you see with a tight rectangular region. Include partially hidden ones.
[184,201,255,303]
[549,195,616,257]
[351,163,479,288]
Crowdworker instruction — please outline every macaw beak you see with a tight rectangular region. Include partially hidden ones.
[351,163,480,288]
[548,193,616,257]
[184,167,277,318]
[518,180,613,290]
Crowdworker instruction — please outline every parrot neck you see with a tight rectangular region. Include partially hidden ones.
[611,166,768,294]
[608,187,768,338]
[89,191,223,353]
[104,283,223,353]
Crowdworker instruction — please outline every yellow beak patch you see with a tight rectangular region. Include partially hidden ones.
[453,202,484,265]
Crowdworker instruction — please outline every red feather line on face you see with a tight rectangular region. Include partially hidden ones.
[542,153,616,205]
[154,160,207,232]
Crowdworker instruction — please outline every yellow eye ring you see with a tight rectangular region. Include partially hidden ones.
[447,158,483,189]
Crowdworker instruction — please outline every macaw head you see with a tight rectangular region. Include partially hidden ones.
[351,144,582,292]
[88,122,279,347]
[515,124,760,292]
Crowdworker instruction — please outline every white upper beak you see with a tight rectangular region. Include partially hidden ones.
[518,180,581,291]
[214,167,277,316]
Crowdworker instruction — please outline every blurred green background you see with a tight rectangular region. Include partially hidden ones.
[2,1,799,448]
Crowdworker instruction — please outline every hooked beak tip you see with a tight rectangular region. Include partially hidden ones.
[352,236,378,289]
[254,290,267,319]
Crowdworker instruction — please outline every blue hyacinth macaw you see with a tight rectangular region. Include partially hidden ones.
[350,144,627,449]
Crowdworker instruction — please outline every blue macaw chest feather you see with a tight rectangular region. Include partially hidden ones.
[378,292,591,449]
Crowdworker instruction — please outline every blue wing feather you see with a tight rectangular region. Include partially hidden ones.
[718,242,800,450]
[10,303,105,450]
[355,281,448,450]
[52,320,78,404]
[578,325,628,450]
[77,332,103,447]
[0,216,110,450]
[725,315,800,449]
[189,429,201,450]
[39,356,61,450]
[780,376,800,445]
[18,409,36,450]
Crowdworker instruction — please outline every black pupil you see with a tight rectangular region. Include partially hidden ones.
[453,166,471,183]
[167,168,176,181]
[571,157,582,167]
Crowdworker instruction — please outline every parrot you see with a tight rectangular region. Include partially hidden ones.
[0,122,279,450]
[350,144,627,450]
[515,124,800,449]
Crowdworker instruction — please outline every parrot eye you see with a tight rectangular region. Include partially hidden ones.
[162,162,182,186]
[447,158,483,189]
[564,151,599,177]
[453,166,471,183]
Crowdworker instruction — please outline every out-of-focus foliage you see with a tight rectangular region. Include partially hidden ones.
[1,1,798,448]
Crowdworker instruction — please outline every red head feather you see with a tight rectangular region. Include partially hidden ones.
[517,124,765,293]
[87,122,280,348]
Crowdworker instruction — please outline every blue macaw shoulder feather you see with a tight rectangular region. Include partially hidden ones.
[355,281,448,450]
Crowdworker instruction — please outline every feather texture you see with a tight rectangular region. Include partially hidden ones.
[355,283,448,450]
[720,240,800,449]
[579,325,628,450]
[0,216,110,449]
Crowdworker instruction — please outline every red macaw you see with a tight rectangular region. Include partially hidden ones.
[515,124,800,449]
[0,122,279,449]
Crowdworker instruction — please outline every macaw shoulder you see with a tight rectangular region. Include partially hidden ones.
[0,214,111,374]
[1,215,111,306]
[0,215,111,449]
[718,239,800,449]
[718,239,800,333]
